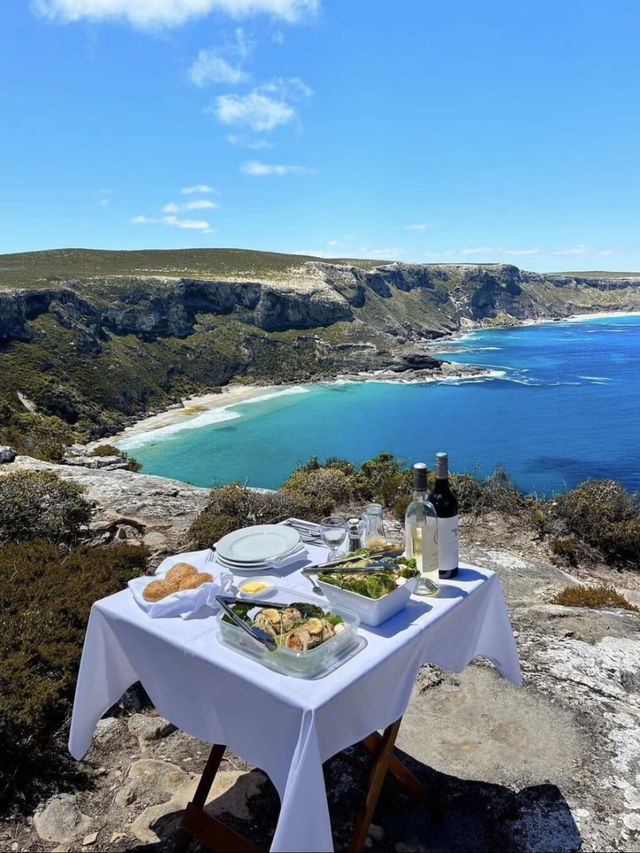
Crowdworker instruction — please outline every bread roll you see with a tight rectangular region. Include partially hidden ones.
[178,571,213,591]
[142,579,174,602]
[165,561,197,586]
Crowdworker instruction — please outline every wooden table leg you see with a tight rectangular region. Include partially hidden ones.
[347,718,439,852]
[348,719,402,852]
[173,744,261,853]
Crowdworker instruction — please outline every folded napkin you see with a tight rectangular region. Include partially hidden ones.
[129,550,234,618]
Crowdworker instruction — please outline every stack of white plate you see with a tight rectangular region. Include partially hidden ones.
[215,524,305,572]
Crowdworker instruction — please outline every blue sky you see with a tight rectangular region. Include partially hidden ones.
[2,0,639,272]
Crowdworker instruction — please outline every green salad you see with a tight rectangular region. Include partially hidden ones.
[318,552,418,600]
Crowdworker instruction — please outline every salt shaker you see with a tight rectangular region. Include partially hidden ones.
[347,517,364,551]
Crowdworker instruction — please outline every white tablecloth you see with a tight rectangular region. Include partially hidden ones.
[69,546,520,853]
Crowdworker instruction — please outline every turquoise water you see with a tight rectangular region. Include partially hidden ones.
[117,314,640,496]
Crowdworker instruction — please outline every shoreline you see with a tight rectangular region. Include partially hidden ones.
[111,363,493,449]
[110,307,640,450]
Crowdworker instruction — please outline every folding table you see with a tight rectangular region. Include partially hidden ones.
[69,554,521,852]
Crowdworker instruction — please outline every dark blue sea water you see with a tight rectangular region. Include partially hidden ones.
[117,314,640,496]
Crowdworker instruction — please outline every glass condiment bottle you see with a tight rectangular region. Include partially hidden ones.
[362,503,386,550]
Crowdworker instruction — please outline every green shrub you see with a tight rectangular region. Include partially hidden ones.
[549,536,579,566]
[0,541,148,810]
[0,471,92,544]
[89,443,142,472]
[550,479,640,565]
[552,584,639,612]
[353,451,412,508]
[0,410,77,462]
[282,467,352,515]
[187,483,315,549]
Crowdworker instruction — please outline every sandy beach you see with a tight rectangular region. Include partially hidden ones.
[109,384,283,445]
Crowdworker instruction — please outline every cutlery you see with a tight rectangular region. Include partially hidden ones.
[217,595,323,619]
[215,596,277,651]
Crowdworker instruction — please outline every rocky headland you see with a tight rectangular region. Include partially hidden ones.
[1,454,639,853]
[2,249,640,442]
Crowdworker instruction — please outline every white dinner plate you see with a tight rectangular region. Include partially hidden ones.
[216,524,301,563]
[216,543,305,570]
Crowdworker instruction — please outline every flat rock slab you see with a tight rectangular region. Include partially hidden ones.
[33,793,92,843]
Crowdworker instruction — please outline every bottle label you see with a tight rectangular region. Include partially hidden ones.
[437,515,459,571]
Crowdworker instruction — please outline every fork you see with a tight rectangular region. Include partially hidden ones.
[206,546,216,562]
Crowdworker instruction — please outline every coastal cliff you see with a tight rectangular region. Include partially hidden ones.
[1,249,640,438]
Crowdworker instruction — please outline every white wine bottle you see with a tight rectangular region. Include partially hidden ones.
[428,452,459,579]
[404,462,439,596]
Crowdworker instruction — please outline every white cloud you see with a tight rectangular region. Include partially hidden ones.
[241,160,313,175]
[502,248,540,256]
[551,244,590,256]
[180,184,213,194]
[184,199,218,209]
[462,247,494,255]
[130,213,213,232]
[33,0,319,28]
[227,133,271,148]
[189,51,249,86]
[163,199,219,213]
[212,78,311,132]
[214,91,295,131]
[405,224,427,231]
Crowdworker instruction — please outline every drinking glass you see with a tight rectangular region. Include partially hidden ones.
[320,515,347,559]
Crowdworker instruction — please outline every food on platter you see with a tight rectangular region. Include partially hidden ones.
[318,551,418,600]
[222,601,346,652]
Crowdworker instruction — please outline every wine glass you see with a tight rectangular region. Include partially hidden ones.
[320,515,347,560]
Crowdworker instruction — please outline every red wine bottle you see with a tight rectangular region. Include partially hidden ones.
[428,452,459,579]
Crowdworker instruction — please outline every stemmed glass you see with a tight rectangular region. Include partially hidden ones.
[320,515,347,560]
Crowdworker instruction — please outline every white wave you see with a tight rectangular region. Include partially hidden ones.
[116,385,310,451]
[578,375,612,383]
[116,407,242,451]
[566,311,640,323]
[232,385,310,407]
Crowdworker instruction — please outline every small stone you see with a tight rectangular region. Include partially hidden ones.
[0,446,16,463]
[115,759,189,808]
[82,831,98,845]
[623,813,640,831]
[110,831,127,843]
[128,713,176,743]
[368,823,385,842]
[33,793,92,843]
[11,844,19,852]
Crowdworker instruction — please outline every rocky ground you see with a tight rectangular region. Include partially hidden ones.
[1,458,639,852]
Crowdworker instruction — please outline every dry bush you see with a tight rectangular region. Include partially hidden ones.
[552,584,639,612]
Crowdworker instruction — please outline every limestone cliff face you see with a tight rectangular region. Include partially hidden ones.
[2,260,640,436]
[2,263,640,347]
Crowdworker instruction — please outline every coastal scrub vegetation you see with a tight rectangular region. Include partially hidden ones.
[189,454,640,573]
[0,470,147,811]
[0,471,92,543]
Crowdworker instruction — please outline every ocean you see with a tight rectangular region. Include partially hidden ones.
[116,313,640,497]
